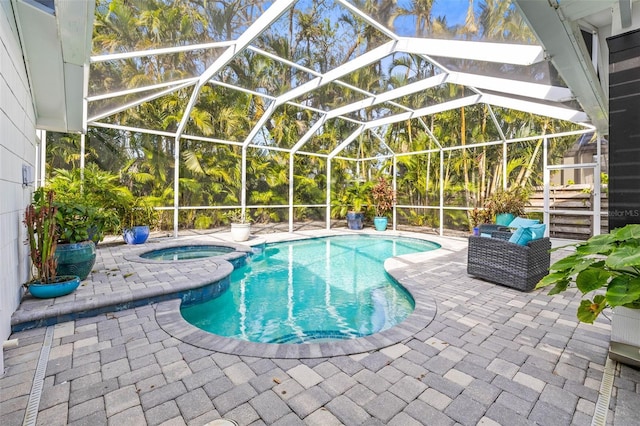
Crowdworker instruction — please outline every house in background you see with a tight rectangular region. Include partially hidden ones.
[551,133,609,186]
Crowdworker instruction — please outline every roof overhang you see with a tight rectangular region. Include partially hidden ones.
[515,0,640,134]
[12,0,94,132]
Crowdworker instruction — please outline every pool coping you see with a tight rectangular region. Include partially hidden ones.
[11,240,254,331]
[155,232,464,358]
[12,229,468,359]
[123,240,254,264]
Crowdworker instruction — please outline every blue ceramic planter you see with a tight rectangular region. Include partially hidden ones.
[28,276,80,298]
[346,212,364,230]
[55,241,96,280]
[373,216,388,231]
[123,226,150,245]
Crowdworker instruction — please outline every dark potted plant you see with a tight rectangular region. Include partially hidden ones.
[483,187,529,225]
[536,224,640,366]
[46,166,123,280]
[53,200,107,280]
[46,166,123,242]
[23,189,80,298]
[334,181,372,230]
[226,209,251,242]
[371,177,395,231]
[122,198,157,245]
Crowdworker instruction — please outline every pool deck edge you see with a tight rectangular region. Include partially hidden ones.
[11,230,463,356]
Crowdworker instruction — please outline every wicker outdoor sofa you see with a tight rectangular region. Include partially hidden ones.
[467,226,551,292]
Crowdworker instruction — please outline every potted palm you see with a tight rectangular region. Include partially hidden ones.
[536,224,640,366]
[336,181,372,230]
[371,177,395,231]
[23,189,80,298]
[226,209,251,242]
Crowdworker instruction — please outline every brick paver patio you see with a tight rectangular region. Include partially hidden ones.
[1,228,639,425]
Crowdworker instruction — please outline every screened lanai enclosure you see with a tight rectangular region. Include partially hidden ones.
[35,0,610,236]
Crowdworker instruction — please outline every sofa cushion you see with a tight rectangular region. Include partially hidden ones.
[528,223,546,240]
[508,217,539,228]
[508,226,533,245]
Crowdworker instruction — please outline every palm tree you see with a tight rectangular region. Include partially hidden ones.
[391,0,435,37]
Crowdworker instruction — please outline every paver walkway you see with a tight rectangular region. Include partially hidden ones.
[1,228,639,425]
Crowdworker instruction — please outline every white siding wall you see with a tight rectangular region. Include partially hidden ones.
[0,1,37,374]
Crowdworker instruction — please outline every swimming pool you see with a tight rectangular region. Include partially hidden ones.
[140,245,234,261]
[181,235,440,344]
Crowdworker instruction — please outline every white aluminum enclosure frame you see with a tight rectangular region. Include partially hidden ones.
[81,0,608,238]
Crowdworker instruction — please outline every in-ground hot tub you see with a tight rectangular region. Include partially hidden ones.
[140,245,235,261]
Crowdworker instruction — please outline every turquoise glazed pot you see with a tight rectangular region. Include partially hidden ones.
[123,225,150,245]
[28,276,80,298]
[373,216,388,231]
[55,241,96,280]
[495,213,516,226]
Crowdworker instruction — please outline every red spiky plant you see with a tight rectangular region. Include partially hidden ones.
[24,189,58,283]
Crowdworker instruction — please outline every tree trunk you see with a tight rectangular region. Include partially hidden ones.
[461,106,471,207]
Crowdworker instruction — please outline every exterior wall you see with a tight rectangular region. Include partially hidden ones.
[607,28,640,230]
[0,1,37,373]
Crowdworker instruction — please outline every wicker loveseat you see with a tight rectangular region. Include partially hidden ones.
[467,230,551,292]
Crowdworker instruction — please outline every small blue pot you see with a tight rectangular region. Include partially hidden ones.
[346,212,364,230]
[28,276,80,298]
[123,226,150,245]
[373,216,388,231]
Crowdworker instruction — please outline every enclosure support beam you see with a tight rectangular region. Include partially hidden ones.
[502,142,508,191]
[173,136,181,238]
[289,153,294,233]
[397,37,545,65]
[439,149,444,236]
[481,93,589,123]
[593,133,602,236]
[326,160,332,230]
[88,81,195,124]
[543,136,550,236]
[36,129,46,188]
[80,133,86,190]
[241,147,247,223]
[393,155,397,231]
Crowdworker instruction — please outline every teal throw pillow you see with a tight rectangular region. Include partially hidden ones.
[528,223,546,240]
[480,233,492,238]
[508,226,533,246]
[507,217,539,228]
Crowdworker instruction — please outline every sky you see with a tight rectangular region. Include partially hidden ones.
[431,0,471,26]
[393,0,477,37]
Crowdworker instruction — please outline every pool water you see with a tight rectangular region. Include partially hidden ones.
[140,245,234,261]
[181,235,440,344]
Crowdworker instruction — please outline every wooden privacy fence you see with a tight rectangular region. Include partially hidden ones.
[529,184,608,240]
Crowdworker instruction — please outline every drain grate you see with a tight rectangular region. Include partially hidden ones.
[591,356,616,426]
[22,326,54,426]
